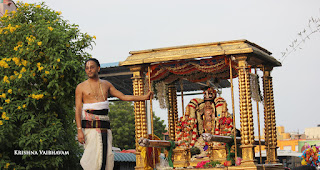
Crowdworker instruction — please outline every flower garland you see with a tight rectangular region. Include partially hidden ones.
[214,116,233,136]
[301,145,320,167]
[176,117,198,147]
[150,57,238,84]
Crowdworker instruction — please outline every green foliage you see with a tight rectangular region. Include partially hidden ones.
[153,112,166,139]
[203,160,221,168]
[0,2,94,169]
[109,101,167,150]
[109,101,135,150]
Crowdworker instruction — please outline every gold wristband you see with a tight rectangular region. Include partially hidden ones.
[77,127,82,130]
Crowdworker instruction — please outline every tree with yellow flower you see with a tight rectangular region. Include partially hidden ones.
[0,2,95,169]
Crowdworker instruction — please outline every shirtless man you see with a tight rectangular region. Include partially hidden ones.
[75,58,152,170]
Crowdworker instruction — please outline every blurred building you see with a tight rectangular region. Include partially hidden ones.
[304,125,320,139]
[277,126,291,140]
[255,126,303,153]
[255,125,320,153]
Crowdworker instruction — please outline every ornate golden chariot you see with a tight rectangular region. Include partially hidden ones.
[119,39,283,170]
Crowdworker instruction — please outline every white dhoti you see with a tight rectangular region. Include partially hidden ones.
[80,101,114,170]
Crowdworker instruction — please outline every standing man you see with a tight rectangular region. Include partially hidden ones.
[75,58,152,170]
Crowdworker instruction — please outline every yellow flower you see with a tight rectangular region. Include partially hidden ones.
[11,10,16,14]
[20,67,26,73]
[45,71,49,74]
[38,66,44,71]
[32,72,36,77]
[0,60,9,68]
[2,112,6,119]
[56,11,62,15]
[93,35,96,39]
[21,60,27,66]
[48,27,53,31]
[0,107,3,109]
[3,75,8,81]
[3,76,9,83]
[37,41,42,46]
[23,104,26,108]
[10,75,15,80]
[1,93,6,98]
[8,89,12,94]
[36,5,41,8]
[12,57,20,65]
[40,139,43,143]
[18,74,22,79]
[57,58,60,62]
[37,62,41,67]
[17,106,21,109]
[5,117,9,120]
[14,71,18,75]
[5,99,10,103]
[0,120,3,125]
[25,3,29,6]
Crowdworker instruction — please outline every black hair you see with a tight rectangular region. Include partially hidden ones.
[85,58,100,67]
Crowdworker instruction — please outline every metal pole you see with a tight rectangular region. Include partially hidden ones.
[229,57,238,161]
[255,68,263,164]
[148,66,156,168]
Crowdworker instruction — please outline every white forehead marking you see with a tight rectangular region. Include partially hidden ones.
[86,61,91,67]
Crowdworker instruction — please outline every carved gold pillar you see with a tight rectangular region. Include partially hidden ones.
[131,66,147,170]
[168,84,178,141]
[236,56,256,166]
[263,66,279,164]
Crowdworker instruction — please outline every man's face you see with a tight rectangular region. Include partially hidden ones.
[85,60,100,78]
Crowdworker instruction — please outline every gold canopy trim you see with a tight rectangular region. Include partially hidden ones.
[119,39,281,67]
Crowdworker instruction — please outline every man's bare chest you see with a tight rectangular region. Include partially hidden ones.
[82,83,109,102]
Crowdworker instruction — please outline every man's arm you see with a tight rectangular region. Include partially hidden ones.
[75,84,85,144]
[108,81,152,101]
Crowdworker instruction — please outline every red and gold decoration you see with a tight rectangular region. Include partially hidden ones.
[149,56,237,84]
[121,40,282,169]
[176,117,198,147]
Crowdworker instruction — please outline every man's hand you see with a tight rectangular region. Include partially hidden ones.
[146,91,154,100]
[77,130,85,144]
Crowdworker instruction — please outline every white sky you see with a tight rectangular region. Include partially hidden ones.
[25,0,320,134]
